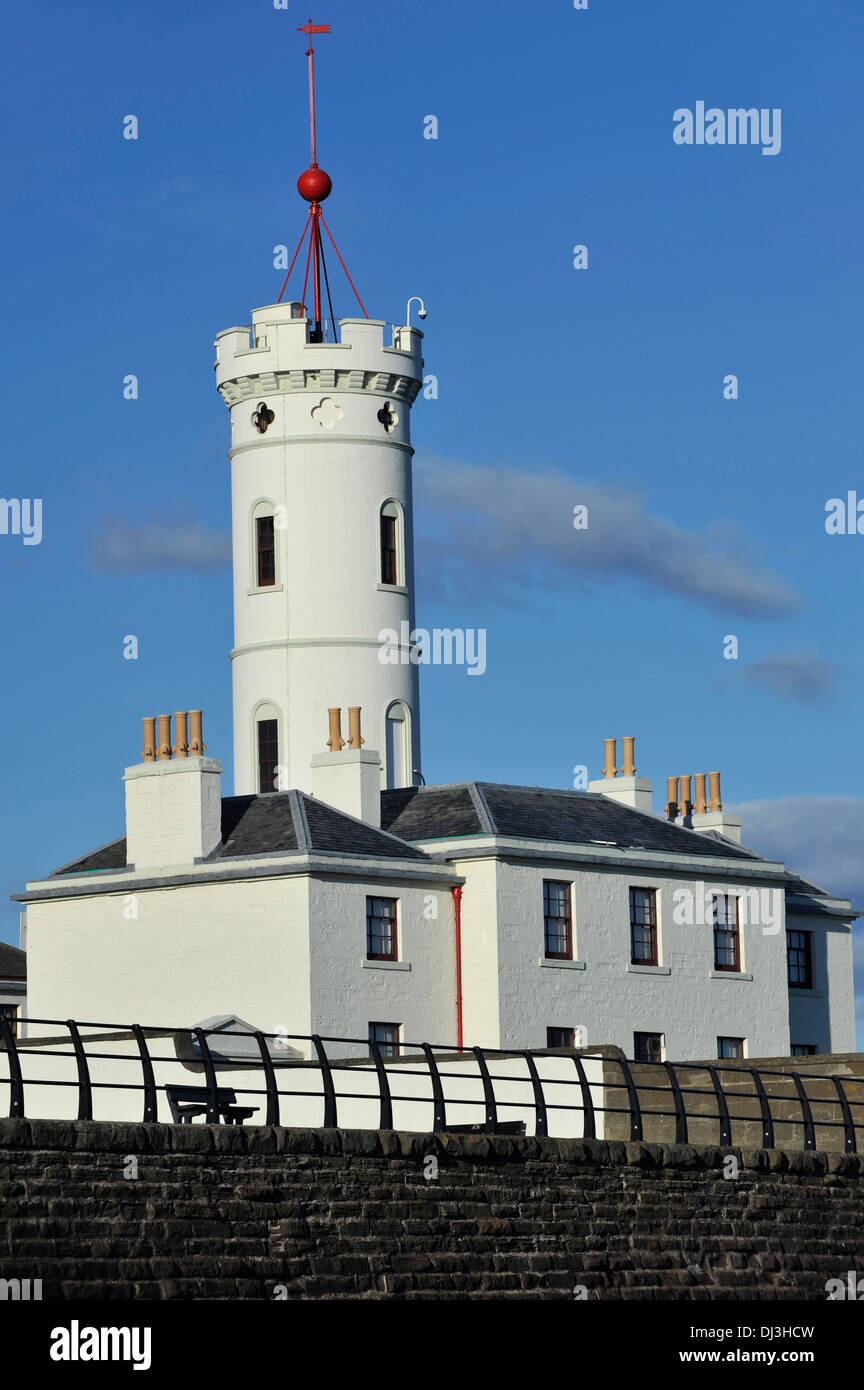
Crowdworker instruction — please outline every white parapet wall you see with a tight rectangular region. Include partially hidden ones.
[0,1030,606,1138]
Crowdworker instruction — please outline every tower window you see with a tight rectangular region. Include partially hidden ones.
[717,1037,744,1060]
[546,1027,575,1050]
[256,515,276,587]
[385,704,408,789]
[380,511,398,585]
[257,718,279,793]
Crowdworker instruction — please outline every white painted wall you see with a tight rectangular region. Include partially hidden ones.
[787,913,855,1054]
[453,851,793,1060]
[307,876,456,1046]
[0,1032,605,1138]
[24,875,312,1035]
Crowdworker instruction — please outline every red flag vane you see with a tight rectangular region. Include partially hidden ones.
[277,21,368,338]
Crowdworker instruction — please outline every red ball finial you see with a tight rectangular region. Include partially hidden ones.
[297,166,332,202]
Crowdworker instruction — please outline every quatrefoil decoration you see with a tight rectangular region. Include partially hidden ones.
[252,401,275,434]
[311,396,343,430]
[377,401,398,433]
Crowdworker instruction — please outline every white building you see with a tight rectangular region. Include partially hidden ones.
[9,76,857,1069]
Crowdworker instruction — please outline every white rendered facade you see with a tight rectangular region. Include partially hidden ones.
[215,306,424,795]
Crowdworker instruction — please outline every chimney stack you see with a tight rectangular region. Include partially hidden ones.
[588,736,652,814]
[312,706,381,826]
[666,767,743,843]
[125,712,222,869]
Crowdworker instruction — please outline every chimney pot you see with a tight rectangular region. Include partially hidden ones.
[157,714,172,761]
[142,717,156,763]
[708,770,722,812]
[173,712,189,759]
[679,774,692,817]
[665,775,679,820]
[347,706,365,751]
[327,707,346,751]
[602,738,618,780]
[694,773,707,815]
[620,736,636,777]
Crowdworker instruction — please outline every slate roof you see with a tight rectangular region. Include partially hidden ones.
[51,790,429,877]
[0,942,26,979]
[45,780,840,894]
[380,782,761,862]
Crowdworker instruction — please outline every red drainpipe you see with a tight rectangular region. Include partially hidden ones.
[451,885,463,1050]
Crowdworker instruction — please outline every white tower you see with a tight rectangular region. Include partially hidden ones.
[214,307,424,795]
[213,25,424,797]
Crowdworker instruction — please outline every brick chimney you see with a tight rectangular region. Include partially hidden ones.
[124,713,222,869]
[588,736,653,814]
[311,707,381,826]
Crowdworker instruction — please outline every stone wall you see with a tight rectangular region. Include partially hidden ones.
[1,1118,863,1300]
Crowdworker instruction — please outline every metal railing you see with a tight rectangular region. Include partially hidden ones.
[1,1016,863,1152]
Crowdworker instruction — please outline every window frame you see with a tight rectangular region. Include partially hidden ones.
[546,1026,576,1050]
[543,880,573,960]
[791,1043,817,1057]
[786,929,813,989]
[378,499,404,588]
[717,1036,745,1060]
[255,514,276,588]
[368,1021,401,1059]
[256,717,279,794]
[634,1031,664,1063]
[366,896,398,962]
[0,1003,18,1039]
[712,894,741,972]
[629,887,658,966]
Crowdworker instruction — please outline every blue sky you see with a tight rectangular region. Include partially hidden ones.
[2,0,862,1034]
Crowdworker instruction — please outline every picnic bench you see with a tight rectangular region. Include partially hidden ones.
[165,1084,259,1125]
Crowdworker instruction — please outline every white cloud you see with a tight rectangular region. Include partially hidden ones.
[90,518,231,573]
[416,461,802,617]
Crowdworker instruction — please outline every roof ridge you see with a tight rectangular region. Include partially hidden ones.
[288,789,312,853]
[468,783,496,834]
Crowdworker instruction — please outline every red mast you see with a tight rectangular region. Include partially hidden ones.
[278,21,368,341]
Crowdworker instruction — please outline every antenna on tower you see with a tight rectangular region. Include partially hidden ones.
[276,20,369,341]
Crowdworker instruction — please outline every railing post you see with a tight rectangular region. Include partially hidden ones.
[791,1071,816,1151]
[523,1051,548,1138]
[0,1013,24,1118]
[369,1041,393,1131]
[66,1020,92,1122]
[707,1065,732,1146]
[571,1054,596,1140]
[421,1044,447,1131]
[832,1077,857,1154]
[617,1057,643,1142]
[131,1025,157,1123]
[664,1061,688,1145]
[192,1028,220,1124]
[311,1035,337,1128]
[254,1031,281,1127]
[750,1068,775,1150]
[472,1047,497,1133]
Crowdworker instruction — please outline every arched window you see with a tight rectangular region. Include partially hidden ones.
[379,500,403,587]
[254,702,281,793]
[251,500,278,589]
[384,701,410,789]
